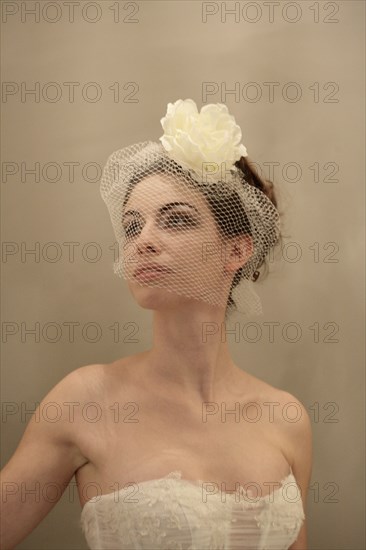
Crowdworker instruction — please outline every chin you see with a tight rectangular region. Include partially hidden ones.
[128,281,181,311]
[129,282,174,309]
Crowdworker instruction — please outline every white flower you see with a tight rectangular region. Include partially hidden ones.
[159,99,248,180]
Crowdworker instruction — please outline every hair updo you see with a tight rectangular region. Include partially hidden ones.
[218,155,283,317]
[235,156,278,208]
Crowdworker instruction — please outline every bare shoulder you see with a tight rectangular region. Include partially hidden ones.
[68,356,134,388]
[269,387,313,550]
[261,382,313,533]
[36,363,107,407]
[279,388,313,480]
[240,372,313,469]
[40,363,109,430]
[28,361,129,471]
[270,387,313,467]
[67,354,144,399]
[241,371,311,431]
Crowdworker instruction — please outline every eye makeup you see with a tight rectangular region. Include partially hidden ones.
[122,202,200,238]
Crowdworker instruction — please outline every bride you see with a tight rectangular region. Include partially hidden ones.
[1,99,312,550]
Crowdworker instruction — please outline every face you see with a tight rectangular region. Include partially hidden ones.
[120,173,249,312]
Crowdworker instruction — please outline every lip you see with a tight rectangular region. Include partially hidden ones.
[134,264,173,278]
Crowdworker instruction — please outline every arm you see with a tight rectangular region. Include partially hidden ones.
[0,366,95,550]
[284,394,313,550]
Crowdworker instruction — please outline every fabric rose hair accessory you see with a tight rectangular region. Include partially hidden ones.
[159,99,248,182]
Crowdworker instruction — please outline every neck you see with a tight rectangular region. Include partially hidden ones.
[143,304,239,405]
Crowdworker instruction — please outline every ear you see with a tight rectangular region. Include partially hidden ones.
[223,235,254,274]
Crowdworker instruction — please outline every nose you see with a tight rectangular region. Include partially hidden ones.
[135,220,162,255]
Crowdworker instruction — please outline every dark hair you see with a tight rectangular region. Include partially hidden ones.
[225,156,283,317]
[123,155,283,318]
[235,156,278,208]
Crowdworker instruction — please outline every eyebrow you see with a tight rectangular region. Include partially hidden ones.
[122,202,200,222]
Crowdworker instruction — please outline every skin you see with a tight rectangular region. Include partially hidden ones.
[121,173,253,405]
[0,174,312,550]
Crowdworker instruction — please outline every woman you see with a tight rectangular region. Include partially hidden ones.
[1,99,312,550]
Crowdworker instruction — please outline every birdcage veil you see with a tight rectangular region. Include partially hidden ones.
[100,100,281,317]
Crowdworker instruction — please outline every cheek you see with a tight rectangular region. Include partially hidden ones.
[171,232,206,262]
[172,232,224,277]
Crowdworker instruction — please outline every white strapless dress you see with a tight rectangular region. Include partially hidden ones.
[80,469,305,549]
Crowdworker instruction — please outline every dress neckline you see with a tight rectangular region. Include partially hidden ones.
[81,467,297,512]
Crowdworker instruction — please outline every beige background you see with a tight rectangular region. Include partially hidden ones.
[1,1,365,549]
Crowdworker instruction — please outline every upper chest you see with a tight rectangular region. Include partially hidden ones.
[74,362,294,503]
[77,359,288,449]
